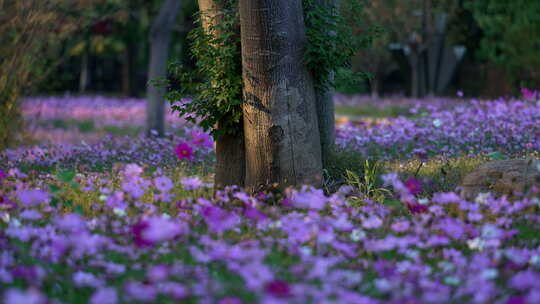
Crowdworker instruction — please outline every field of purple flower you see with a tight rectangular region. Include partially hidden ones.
[1,92,540,304]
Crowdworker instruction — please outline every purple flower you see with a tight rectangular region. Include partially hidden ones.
[73,271,103,288]
[432,192,461,204]
[201,206,239,234]
[132,216,183,247]
[391,220,410,232]
[3,288,46,304]
[17,189,50,206]
[510,270,540,290]
[147,265,169,282]
[19,210,42,221]
[218,297,243,304]
[291,188,327,210]
[124,163,143,178]
[180,176,203,190]
[153,176,173,192]
[362,215,383,229]
[90,287,118,304]
[190,130,213,148]
[55,213,86,232]
[0,169,6,181]
[124,281,157,302]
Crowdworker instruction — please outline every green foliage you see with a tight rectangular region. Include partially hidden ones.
[168,1,243,138]
[333,67,370,95]
[465,0,540,86]
[345,159,390,202]
[168,0,374,137]
[303,0,375,91]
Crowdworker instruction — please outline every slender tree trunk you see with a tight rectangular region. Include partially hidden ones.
[240,0,323,192]
[146,0,182,136]
[197,0,246,188]
[371,77,380,99]
[314,0,337,170]
[410,51,420,98]
[79,52,89,93]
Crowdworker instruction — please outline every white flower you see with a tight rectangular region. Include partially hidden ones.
[444,276,461,285]
[433,119,442,127]
[480,268,498,280]
[350,229,366,242]
[299,246,312,257]
[467,237,485,251]
[475,192,490,205]
[529,255,540,265]
[418,198,429,205]
[1,213,10,224]
[113,208,126,217]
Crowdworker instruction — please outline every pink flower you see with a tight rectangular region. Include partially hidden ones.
[265,280,292,298]
[190,130,213,148]
[132,216,184,247]
[404,177,423,195]
[521,88,537,100]
[175,142,193,160]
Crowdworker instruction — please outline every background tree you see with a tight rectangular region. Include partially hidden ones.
[240,0,323,192]
[146,0,183,136]
[465,0,540,89]
[0,0,96,150]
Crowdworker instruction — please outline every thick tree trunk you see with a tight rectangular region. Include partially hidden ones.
[198,0,246,188]
[240,0,323,192]
[314,0,337,170]
[146,0,182,136]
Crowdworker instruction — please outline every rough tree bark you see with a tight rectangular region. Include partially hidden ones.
[314,0,337,170]
[146,0,182,136]
[240,0,323,192]
[197,0,246,188]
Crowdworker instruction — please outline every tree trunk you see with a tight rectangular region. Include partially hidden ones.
[410,52,420,98]
[240,0,323,192]
[371,77,380,99]
[314,0,337,170]
[79,52,89,93]
[197,0,246,188]
[146,0,182,136]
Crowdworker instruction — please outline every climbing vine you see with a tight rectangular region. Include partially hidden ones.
[167,0,374,137]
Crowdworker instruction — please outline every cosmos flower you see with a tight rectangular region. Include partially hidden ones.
[154,176,174,192]
[404,177,423,195]
[175,142,193,160]
[180,176,203,190]
[190,130,213,148]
